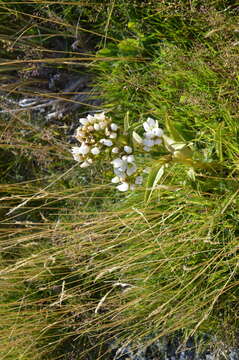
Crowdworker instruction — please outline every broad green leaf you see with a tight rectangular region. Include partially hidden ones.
[145,161,167,204]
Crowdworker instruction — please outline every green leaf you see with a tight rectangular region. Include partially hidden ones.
[145,160,167,204]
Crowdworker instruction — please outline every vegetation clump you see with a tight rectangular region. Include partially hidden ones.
[0,1,238,359]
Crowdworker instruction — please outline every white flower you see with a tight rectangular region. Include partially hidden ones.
[152,127,163,137]
[143,146,151,152]
[144,131,154,139]
[79,118,89,125]
[130,184,135,191]
[111,176,120,183]
[124,145,132,154]
[135,176,143,185]
[112,158,129,173]
[126,155,135,163]
[126,163,137,176]
[100,139,113,147]
[143,118,163,138]
[78,143,90,155]
[143,117,157,132]
[71,147,83,162]
[111,158,124,168]
[71,146,82,155]
[114,168,126,179]
[86,114,94,123]
[117,182,129,192]
[91,147,100,155]
[109,132,117,139]
[94,112,105,121]
[143,139,154,147]
[111,123,118,131]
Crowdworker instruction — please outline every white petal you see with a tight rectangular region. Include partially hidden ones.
[143,139,154,147]
[126,155,135,163]
[130,184,135,191]
[94,112,105,121]
[111,176,120,184]
[71,146,81,155]
[124,146,132,154]
[110,123,118,131]
[143,146,151,152]
[117,182,129,192]
[144,131,154,139]
[114,167,126,178]
[152,128,163,137]
[147,117,156,127]
[143,122,150,132]
[100,139,113,147]
[111,158,124,168]
[86,114,94,123]
[71,149,83,162]
[78,143,90,155]
[91,147,100,155]
[80,161,91,168]
[79,118,88,125]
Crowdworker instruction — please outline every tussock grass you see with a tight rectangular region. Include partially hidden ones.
[0,0,239,359]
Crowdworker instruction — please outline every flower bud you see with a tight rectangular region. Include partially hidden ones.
[124,146,132,154]
[91,147,100,155]
[100,139,113,147]
[112,147,119,154]
[111,176,120,183]
[111,123,118,131]
[111,158,124,168]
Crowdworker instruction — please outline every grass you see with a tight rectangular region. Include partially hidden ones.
[0,0,239,359]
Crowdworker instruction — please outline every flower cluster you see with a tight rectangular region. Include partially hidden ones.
[111,146,143,192]
[71,113,164,192]
[142,117,164,152]
[71,112,118,168]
